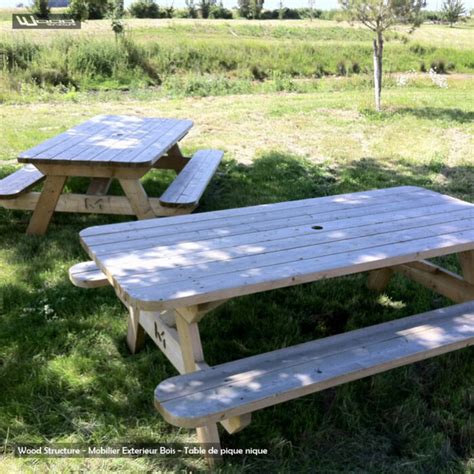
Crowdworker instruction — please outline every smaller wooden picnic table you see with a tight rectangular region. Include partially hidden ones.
[0,115,222,235]
[76,185,474,463]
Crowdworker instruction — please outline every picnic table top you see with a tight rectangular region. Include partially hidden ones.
[18,115,193,168]
[80,186,474,311]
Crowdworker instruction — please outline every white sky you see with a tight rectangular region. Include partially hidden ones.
[1,0,473,11]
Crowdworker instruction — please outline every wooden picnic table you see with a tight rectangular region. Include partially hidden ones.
[0,114,222,235]
[76,185,474,463]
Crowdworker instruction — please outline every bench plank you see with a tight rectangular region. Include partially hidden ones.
[0,165,44,199]
[155,302,474,428]
[159,150,223,208]
[69,261,109,288]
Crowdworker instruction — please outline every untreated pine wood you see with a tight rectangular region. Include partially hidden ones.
[118,179,156,220]
[153,144,191,172]
[26,175,67,235]
[0,165,45,199]
[127,305,146,354]
[395,260,474,303]
[174,311,222,466]
[34,163,150,179]
[458,250,474,284]
[155,302,474,429]
[69,261,108,289]
[0,193,189,217]
[87,178,112,196]
[367,268,393,292]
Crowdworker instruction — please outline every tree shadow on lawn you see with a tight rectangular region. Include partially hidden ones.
[0,151,472,472]
[361,106,474,125]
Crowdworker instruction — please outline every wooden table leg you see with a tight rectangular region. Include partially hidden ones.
[127,306,146,354]
[367,268,393,292]
[153,144,190,173]
[118,179,155,220]
[459,251,474,284]
[26,175,67,235]
[175,311,222,466]
[87,178,112,196]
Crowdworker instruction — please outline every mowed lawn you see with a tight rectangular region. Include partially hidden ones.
[0,80,473,473]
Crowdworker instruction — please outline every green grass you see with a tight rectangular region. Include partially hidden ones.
[1,20,473,97]
[0,84,473,472]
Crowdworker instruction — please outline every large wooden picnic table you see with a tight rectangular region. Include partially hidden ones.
[15,114,194,234]
[77,185,474,460]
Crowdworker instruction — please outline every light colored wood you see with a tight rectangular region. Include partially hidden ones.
[78,186,474,311]
[87,178,112,196]
[139,311,185,373]
[19,115,193,168]
[126,306,146,354]
[395,260,474,303]
[80,186,438,238]
[81,188,467,251]
[26,175,67,235]
[155,302,474,428]
[118,179,156,220]
[35,163,150,179]
[88,199,471,258]
[0,193,189,217]
[173,310,222,464]
[159,150,223,208]
[367,268,393,292]
[154,144,190,172]
[0,165,44,199]
[69,261,108,288]
[458,250,474,284]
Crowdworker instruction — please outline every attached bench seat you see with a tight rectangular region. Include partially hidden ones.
[69,261,108,289]
[0,165,44,199]
[155,302,474,429]
[159,149,223,208]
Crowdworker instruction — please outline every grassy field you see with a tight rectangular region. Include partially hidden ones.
[0,14,473,474]
[1,18,474,99]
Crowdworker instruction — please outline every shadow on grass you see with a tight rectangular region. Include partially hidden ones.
[0,151,472,472]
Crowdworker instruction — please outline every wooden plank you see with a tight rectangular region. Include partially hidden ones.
[18,115,112,159]
[139,311,185,373]
[87,178,112,196]
[89,201,472,258]
[118,229,474,311]
[82,190,461,253]
[395,260,474,303]
[367,268,393,292]
[0,165,45,199]
[0,193,189,217]
[18,115,193,168]
[26,175,67,235]
[118,179,156,220]
[34,163,150,179]
[173,311,222,464]
[158,144,190,172]
[69,261,109,288]
[154,302,474,428]
[458,250,474,284]
[127,306,146,354]
[160,150,223,207]
[79,186,428,237]
[95,216,474,285]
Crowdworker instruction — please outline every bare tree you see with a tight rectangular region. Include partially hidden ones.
[340,0,425,111]
[308,0,316,21]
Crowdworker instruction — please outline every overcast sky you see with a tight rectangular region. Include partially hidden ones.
[1,0,473,11]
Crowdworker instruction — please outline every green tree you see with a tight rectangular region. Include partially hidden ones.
[340,0,425,111]
[442,0,465,26]
[185,0,198,18]
[238,0,264,18]
[68,0,114,20]
[30,0,50,18]
[199,0,216,18]
[129,0,160,18]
